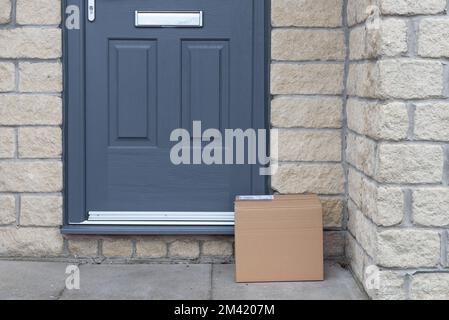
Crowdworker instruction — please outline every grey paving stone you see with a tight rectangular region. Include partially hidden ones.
[60,263,212,300]
[0,260,67,300]
[211,261,367,300]
[0,260,367,300]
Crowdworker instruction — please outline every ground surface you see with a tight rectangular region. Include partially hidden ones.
[0,260,367,300]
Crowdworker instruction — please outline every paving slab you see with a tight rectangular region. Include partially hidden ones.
[0,260,367,300]
[0,260,67,300]
[211,261,367,300]
[60,264,212,300]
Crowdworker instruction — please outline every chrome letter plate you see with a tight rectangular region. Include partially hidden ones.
[135,11,203,27]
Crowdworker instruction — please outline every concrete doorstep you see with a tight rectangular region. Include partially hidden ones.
[0,260,367,300]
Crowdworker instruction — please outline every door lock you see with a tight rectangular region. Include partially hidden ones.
[88,0,95,22]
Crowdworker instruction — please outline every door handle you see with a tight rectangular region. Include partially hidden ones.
[88,0,95,22]
[135,11,203,27]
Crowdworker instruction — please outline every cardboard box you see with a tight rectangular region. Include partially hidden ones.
[234,194,323,282]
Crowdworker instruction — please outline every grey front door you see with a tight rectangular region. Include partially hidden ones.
[64,0,267,232]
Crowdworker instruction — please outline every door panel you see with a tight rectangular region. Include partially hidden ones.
[181,40,230,134]
[66,0,267,223]
[109,39,157,146]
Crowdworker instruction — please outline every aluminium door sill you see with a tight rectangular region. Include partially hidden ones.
[75,211,235,226]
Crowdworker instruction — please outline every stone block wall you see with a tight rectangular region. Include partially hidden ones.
[0,0,65,255]
[271,0,346,258]
[345,0,449,300]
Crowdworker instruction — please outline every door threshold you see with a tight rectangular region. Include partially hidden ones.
[85,211,234,226]
[79,221,234,226]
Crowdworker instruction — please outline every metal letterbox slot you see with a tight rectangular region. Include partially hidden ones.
[135,11,203,27]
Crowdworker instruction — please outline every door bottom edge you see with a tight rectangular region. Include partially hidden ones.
[61,224,235,235]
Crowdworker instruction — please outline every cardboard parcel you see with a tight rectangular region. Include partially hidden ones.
[234,194,324,282]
